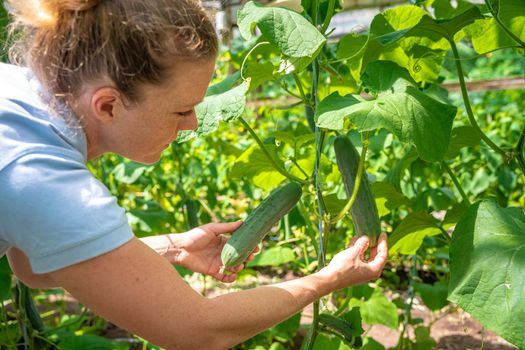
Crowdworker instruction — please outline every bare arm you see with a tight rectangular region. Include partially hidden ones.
[46,234,387,350]
[7,247,59,289]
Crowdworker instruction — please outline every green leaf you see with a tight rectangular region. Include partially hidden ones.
[322,193,347,216]
[384,148,419,192]
[230,145,286,190]
[318,62,457,162]
[312,334,352,350]
[444,125,481,159]
[177,81,249,143]
[58,332,119,350]
[359,289,399,329]
[206,72,241,95]
[315,92,361,130]
[112,162,150,184]
[247,246,295,267]
[361,337,385,350]
[127,204,168,235]
[245,61,275,91]
[372,182,411,217]
[337,34,369,61]
[0,256,12,302]
[359,337,385,350]
[237,1,326,71]
[413,326,437,350]
[432,0,475,20]
[449,200,525,349]
[389,212,442,255]
[376,7,483,45]
[464,0,525,53]
[364,5,450,83]
[414,282,449,311]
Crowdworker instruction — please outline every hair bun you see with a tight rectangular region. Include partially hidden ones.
[7,0,104,29]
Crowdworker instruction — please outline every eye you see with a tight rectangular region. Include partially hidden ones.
[177,110,193,117]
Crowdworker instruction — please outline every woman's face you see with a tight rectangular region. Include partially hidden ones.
[102,59,215,164]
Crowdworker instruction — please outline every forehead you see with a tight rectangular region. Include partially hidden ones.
[144,59,216,107]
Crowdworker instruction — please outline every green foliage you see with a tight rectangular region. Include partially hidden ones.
[449,200,525,348]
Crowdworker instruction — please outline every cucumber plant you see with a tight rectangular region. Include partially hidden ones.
[175,0,524,348]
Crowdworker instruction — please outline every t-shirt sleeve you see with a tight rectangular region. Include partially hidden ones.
[0,152,135,274]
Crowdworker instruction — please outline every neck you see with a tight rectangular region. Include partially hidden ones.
[70,98,106,161]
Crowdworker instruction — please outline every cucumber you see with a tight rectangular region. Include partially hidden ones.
[334,135,381,246]
[305,104,316,132]
[221,182,302,267]
[185,198,199,229]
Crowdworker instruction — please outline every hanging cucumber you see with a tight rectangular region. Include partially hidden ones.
[185,198,199,229]
[334,135,381,246]
[305,104,316,132]
[221,182,302,267]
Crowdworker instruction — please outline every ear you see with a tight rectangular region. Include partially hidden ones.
[89,87,125,124]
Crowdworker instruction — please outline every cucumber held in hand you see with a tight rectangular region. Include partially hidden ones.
[221,182,302,267]
[334,135,381,246]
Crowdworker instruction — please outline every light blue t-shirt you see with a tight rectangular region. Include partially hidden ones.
[0,63,134,274]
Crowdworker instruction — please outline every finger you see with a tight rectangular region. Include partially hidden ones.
[220,272,237,283]
[350,235,370,257]
[349,235,359,246]
[367,233,388,270]
[227,263,244,274]
[202,221,243,236]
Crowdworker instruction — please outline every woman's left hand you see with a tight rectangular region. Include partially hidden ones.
[175,221,259,283]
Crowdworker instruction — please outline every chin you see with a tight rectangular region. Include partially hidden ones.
[129,152,162,165]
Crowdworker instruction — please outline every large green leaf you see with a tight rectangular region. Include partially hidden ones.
[372,182,411,217]
[247,246,295,267]
[317,62,457,162]
[444,125,481,159]
[449,200,525,349]
[464,0,525,53]
[376,7,483,45]
[237,1,326,71]
[389,212,442,255]
[363,5,450,83]
[358,289,399,329]
[177,81,249,143]
[230,145,286,190]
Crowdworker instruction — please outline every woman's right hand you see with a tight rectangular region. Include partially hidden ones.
[318,233,388,290]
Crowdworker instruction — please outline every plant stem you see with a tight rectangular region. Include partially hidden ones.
[304,0,326,347]
[293,73,308,103]
[291,158,310,179]
[484,0,525,48]
[449,40,509,160]
[320,0,336,34]
[397,255,417,349]
[331,133,369,224]
[274,78,303,100]
[238,116,308,184]
[441,161,471,206]
[515,125,525,178]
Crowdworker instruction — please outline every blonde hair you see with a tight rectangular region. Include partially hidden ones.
[6,0,218,104]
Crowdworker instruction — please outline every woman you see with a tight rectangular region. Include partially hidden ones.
[0,0,388,349]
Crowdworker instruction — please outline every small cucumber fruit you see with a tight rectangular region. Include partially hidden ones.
[221,182,302,267]
[334,135,381,246]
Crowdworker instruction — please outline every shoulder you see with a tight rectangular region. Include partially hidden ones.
[0,64,87,171]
